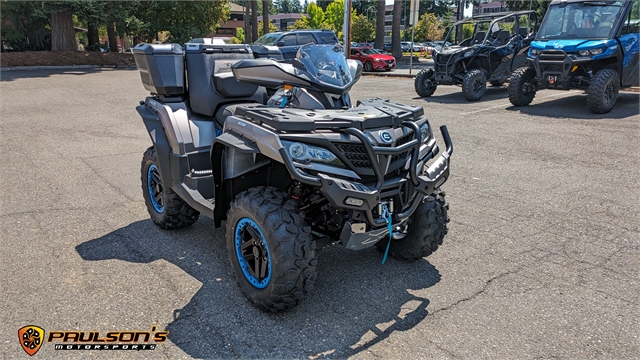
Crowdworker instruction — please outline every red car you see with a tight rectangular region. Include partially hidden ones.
[350,47,396,72]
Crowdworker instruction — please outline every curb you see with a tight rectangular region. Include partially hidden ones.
[362,72,418,78]
[1,65,137,72]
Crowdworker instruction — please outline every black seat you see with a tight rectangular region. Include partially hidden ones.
[491,30,511,47]
[184,43,266,118]
[472,31,486,45]
[518,27,528,38]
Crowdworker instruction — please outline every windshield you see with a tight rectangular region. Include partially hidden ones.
[297,44,353,88]
[537,2,624,39]
[254,33,281,45]
[361,48,382,55]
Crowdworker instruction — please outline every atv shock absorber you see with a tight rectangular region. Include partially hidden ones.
[289,181,304,199]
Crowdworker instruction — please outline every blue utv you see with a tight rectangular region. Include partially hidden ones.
[509,0,639,114]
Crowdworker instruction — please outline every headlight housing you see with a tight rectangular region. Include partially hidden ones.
[579,48,604,56]
[282,141,345,168]
[530,49,541,56]
[464,50,475,57]
[419,123,433,143]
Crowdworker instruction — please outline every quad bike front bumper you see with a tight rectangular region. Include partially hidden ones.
[280,123,453,246]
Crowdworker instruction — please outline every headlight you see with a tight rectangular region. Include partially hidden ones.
[419,123,433,143]
[464,50,475,57]
[283,141,345,168]
[530,49,541,56]
[579,48,604,57]
[373,58,382,61]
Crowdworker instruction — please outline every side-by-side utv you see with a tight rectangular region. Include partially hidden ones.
[415,11,539,101]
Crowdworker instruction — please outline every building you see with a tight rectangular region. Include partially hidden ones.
[473,1,508,15]
[384,4,407,43]
[257,13,305,32]
[210,3,245,39]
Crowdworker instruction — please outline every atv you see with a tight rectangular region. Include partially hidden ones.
[509,0,639,114]
[415,11,539,101]
[133,41,453,312]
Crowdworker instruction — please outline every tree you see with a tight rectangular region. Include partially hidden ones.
[414,12,445,42]
[374,0,385,49]
[251,0,258,42]
[288,15,310,30]
[325,0,344,33]
[44,1,79,51]
[262,0,269,35]
[275,0,293,14]
[1,1,50,51]
[258,20,278,36]
[292,0,303,13]
[391,0,402,58]
[315,1,332,11]
[506,0,551,20]
[140,1,231,44]
[306,3,326,29]
[352,14,375,42]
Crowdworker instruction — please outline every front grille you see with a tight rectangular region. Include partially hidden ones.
[335,143,370,168]
[334,131,414,170]
[358,169,404,184]
[436,54,451,64]
[539,51,566,61]
[385,60,394,64]
[542,63,564,72]
[435,64,447,73]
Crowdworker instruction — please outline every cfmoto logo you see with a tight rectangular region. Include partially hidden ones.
[380,131,393,143]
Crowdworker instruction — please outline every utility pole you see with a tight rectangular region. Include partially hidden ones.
[343,0,352,58]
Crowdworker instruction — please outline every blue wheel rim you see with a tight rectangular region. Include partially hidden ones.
[234,217,272,289]
[147,164,164,213]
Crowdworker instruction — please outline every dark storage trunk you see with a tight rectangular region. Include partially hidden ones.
[133,43,185,95]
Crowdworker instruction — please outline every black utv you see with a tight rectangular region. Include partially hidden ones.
[508,0,639,114]
[133,41,453,312]
[415,11,539,101]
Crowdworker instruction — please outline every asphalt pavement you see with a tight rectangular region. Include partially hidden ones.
[1,68,638,359]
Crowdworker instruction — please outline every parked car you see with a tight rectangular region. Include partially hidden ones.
[350,47,396,72]
[421,42,436,54]
[253,29,339,59]
[353,42,372,48]
[382,43,392,52]
[432,41,451,52]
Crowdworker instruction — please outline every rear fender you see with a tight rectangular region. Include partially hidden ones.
[137,104,172,187]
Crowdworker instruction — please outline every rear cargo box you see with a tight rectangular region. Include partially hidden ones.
[133,43,185,95]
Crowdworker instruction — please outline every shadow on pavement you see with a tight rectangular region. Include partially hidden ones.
[505,91,640,120]
[76,218,441,358]
[413,86,510,104]
[0,68,135,82]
